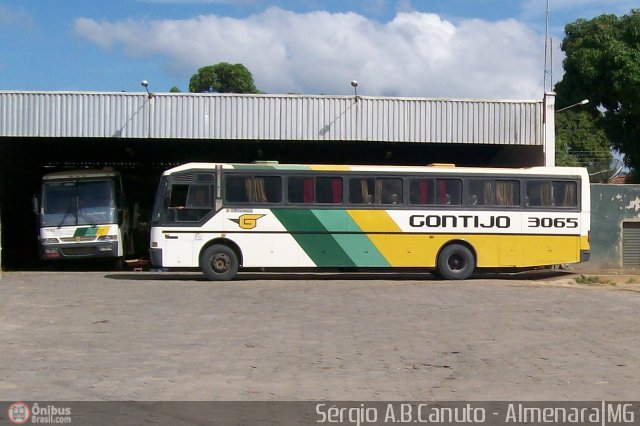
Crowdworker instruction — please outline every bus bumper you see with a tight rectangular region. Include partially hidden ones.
[149,248,163,267]
[580,250,591,262]
[41,241,120,260]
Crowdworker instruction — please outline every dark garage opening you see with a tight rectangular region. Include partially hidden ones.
[0,137,542,270]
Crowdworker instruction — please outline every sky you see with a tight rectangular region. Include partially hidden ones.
[0,0,636,100]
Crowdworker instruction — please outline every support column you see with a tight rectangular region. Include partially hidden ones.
[0,201,3,273]
[543,92,556,167]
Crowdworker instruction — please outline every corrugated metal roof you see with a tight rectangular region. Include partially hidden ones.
[0,91,543,145]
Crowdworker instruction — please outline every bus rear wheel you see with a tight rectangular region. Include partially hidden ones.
[436,244,475,280]
[200,244,238,281]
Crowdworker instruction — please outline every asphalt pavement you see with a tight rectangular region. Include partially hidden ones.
[1,269,639,401]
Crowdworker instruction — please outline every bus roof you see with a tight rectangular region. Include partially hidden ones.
[162,162,588,178]
[42,169,120,180]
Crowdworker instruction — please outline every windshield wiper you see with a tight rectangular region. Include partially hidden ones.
[79,209,97,227]
[57,204,74,229]
[81,214,97,227]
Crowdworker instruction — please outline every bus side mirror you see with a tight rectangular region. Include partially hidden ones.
[32,195,39,215]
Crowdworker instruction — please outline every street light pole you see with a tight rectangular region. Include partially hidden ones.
[141,80,154,138]
[555,99,589,113]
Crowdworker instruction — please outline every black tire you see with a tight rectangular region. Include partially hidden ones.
[200,244,239,281]
[436,244,475,280]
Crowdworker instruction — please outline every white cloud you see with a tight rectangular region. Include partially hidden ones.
[74,7,546,99]
[0,5,32,28]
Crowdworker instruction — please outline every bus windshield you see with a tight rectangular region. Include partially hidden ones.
[151,176,168,225]
[42,180,116,227]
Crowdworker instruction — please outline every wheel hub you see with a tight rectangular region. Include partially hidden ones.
[212,253,230,272]
[449,254,464,270]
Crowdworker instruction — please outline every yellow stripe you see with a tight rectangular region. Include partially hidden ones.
[347,210,401,233]
[348,210,425,266]
[346,209,585,268]
[96,226,110,237]
[309,165,352,171]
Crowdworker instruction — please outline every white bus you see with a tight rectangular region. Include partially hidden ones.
[37,169,132,260]
[149,162,590,280]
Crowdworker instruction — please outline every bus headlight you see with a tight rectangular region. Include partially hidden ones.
[42,238,59,244]
[97,235,118,241]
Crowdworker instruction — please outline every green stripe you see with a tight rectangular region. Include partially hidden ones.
[271,210,354,267]
[231,164,311,171]
[73,227,98,237]
[231,164,277,170]
[313,210,389,267]
[272,209,389,267]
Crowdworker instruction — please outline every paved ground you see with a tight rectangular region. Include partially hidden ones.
[1,270,639,401]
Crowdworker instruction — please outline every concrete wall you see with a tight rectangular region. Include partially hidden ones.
[589,184,640,268]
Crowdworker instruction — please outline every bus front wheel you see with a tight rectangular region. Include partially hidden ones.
[436,244,475,280]
[200,244,239,281]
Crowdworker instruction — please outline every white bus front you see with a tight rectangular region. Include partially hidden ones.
[39,176,124,260]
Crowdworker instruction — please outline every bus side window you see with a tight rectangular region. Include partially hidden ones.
[169,184,189,208]
[409,178,434,205]
[256,176,282,203]
[525,180,578,208]
[554,181,577,207]
[225,175,282,204]
[167,183,215,222]
[468,179,488,206]
[349,178,374,204]
[470,179,520,206]
[526,181,552,207]
[225,176,250,203]
[495,180,520,206]
[436,179,461,205]
[186,186,214,208]
[288,177,314,204]
[316,177,343,204]
[378,178,402,204]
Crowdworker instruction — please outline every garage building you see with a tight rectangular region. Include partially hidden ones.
[0,91,556,268]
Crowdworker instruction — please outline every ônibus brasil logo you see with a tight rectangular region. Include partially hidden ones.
[7,401,31,424]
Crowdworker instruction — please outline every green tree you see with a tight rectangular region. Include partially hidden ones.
[555,9,640,172]
[188,62,259,94]
[169,86,181,93]
[555,110,611,167]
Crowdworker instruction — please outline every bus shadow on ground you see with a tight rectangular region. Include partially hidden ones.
[103,269,574,282]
